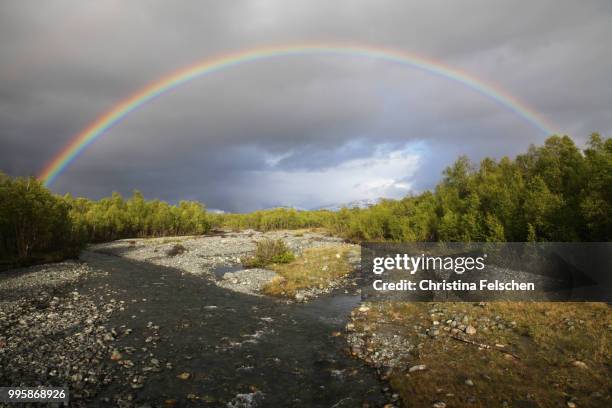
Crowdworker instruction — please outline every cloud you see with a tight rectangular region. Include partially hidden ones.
[0,0,610,210]
[244,144,422,210]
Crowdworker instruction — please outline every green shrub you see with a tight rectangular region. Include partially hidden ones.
[243,239,295,267]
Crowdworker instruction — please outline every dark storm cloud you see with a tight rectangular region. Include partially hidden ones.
[1,0,611,211]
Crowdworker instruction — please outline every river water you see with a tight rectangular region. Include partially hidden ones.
[79,251,388,407]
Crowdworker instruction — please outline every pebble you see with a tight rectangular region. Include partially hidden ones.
[572,360,588,369]
[358,305,371,313]
[408,364,427,373]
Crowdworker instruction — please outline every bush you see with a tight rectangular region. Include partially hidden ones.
[243,239,295,267]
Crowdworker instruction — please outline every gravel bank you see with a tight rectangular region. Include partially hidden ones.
[217,268,280,296]
[91,230,349,298]
[0,262,121,406]
[90,230,344,274]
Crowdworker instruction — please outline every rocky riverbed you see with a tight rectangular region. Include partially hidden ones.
[0,262,120,406]
[90,230,345,275]
[1,231,394,407]
[91,230,357,300]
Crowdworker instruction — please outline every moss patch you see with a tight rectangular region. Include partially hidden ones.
[352,302,611,407]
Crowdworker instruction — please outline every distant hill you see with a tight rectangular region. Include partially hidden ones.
[256,205,309,212]
[242,200,381,213]
[314,198,381,211]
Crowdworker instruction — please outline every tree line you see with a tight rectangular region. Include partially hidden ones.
[0,181,211,267]
[0,174,75,266]
[67,191,211,242]
[220,134,611,242]
[1,134,610,267]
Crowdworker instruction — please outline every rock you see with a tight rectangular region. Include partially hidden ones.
[130,375,145,389]
[566,402,577,408]
[465,325,477,335]
[408,364,427,373]
[432,402,446,408]
[572,360,588,369]
[219,268,280,296]
[120,359,134,368]
[380,368,393,380]
[294,293,305,302]
[465,379,474,386]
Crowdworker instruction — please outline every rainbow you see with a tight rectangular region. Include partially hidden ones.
[39,43,557,186]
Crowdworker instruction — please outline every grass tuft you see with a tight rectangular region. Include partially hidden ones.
[263,245,355,297]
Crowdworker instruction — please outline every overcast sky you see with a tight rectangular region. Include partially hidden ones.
[1,1,611,211]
